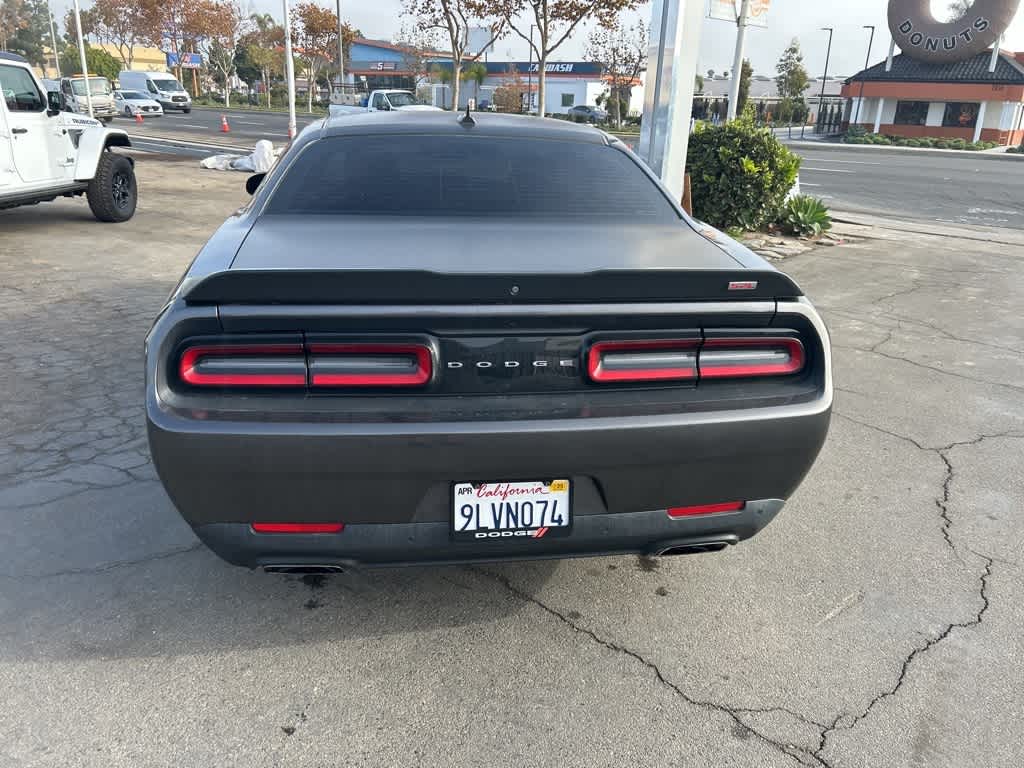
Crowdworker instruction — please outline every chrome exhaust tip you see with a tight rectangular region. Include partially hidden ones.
[263,564,345,574]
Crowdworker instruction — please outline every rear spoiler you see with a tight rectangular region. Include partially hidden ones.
[182,269,804,305]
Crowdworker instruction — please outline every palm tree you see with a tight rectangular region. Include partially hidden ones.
[431,64,452,109]
[461,62,488,108]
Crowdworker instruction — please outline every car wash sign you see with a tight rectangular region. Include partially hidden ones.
[708,0,770,28]
[166,52,203,69]
[888,0,1021,64]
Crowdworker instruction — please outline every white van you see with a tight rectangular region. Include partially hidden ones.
[118,71,191,113]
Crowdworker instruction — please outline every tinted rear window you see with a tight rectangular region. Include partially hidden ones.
[264,135,678,220]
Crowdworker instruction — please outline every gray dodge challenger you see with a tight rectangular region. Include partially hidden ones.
[146,111,832,571]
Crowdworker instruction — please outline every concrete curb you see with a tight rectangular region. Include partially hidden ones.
[783,139,1024,161]
[831,209,1024,246]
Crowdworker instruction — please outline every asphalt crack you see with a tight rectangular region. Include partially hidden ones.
[812,558,993,766]
[472,566,817,766]
[0,542,203,581]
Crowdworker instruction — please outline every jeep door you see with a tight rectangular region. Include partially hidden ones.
[0,63,53,186]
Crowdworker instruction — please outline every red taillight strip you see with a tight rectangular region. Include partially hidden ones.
[307,344,433,387]
[179,344,307,387]
[699,338,805,379]
[668,502,745,518]
[251,522,345,534]
[587,340,699,383]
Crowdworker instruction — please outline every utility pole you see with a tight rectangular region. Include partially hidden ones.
[639,0,703,201]
[726,0,750,121]
[335,0,345,92]
[853,25,875,127]
[71,0,92,118]
[818,27,833,132]
[282,0,297,138]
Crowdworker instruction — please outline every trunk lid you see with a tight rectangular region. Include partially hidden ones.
[185,217,801,304]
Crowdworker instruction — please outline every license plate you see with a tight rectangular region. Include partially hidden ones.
[452,479,571,541]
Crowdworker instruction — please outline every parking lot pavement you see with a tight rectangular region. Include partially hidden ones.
[1,156,1022,768]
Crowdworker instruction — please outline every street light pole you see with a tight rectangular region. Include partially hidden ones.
[726,0,750,121]
[335,0,345,93]
[282,0,297,138]
[818,26,833,132]
[854,25,875,127]
[71,0,92,118]
[47,0,61,77]
[526,25,535,114]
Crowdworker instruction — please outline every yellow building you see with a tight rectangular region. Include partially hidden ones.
[96,44,169,72]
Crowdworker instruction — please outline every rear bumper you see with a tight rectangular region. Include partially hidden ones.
[195,501,785,568]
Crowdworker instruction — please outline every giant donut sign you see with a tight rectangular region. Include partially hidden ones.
[888,0,1021,63]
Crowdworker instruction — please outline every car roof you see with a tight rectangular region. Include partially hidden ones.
[0,51,29,64]
[320,110,611,144]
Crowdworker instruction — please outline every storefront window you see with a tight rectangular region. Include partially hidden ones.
[942,102,980,128]
[893,101,929,126]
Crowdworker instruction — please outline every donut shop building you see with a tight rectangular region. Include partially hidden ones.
[842,50,1024,145]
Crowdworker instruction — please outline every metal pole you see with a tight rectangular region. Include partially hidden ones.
[71,0,92,118]
[885,38,895,71]
[818,27,833,133]
[638,0,702,200]
[726,0,750,121]
[989,34,1002,72]
[335,0,345,91]
[47,0,61,77]
[854,25,874,127]
[282,0,297,138]
[526,25,534,114]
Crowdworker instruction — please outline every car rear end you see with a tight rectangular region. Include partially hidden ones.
[145,116,832,569]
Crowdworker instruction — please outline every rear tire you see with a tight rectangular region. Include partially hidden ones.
[87,152,137,223]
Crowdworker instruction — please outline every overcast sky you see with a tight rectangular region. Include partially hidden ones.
[56,0,1024,78]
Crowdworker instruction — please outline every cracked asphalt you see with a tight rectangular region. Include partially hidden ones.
[1,158,1023,767]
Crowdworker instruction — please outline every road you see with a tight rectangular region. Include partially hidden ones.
[795,145,1024,229]
[2,158,1023,768]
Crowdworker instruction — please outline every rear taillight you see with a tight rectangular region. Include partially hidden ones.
[668,502,745,518]
[308,344,433,388]
[587,340,699,383]
[699,338,804,379]
[251,522,345,533]
[178,344,307,387]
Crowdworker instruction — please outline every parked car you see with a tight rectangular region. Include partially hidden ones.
[145,111,832,571]
[328,89,441,117]
[567,104,608,123]
[0,51,137,221]
[113,90,163,118]
[117,70,192,113]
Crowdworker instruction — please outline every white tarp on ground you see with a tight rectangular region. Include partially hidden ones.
[200,140,279,172]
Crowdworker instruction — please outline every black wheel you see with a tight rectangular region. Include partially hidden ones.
[124,107,132,116]
[87,152,137,223]
[183,107,191,114]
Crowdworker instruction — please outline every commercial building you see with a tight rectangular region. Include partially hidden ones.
[344,38,641,116]
[842,50,1024,146]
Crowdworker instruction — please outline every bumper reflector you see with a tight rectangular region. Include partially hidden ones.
[667,502,745,518]
[251,523,345,534]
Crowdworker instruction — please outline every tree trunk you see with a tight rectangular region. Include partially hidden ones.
[225,78,230,108]
[615,84,621,129]
[307,65,313,113]
[451,63,461,111]
[536,54,546,116]
[264,67,271,108]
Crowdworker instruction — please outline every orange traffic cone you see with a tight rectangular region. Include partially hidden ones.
[220,114,230,133]
[134,111,144,125]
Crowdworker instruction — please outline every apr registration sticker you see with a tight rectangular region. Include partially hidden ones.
[451,480,572,541]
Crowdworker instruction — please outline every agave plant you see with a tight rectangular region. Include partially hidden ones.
[778,195,833,238]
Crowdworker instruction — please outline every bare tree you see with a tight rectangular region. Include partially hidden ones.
[402,0,504,111]
[585,15,646,128]
[491,0,643,116]
[79,0,161,69]
[243,13,284,108]
[204,0,245,107]
[395,22,441,88]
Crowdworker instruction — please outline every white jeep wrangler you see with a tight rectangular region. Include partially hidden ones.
[1,52,137,222]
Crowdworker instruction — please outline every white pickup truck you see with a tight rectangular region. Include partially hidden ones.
[328,89,441,118]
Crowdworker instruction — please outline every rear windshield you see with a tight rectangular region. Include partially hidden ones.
[264,135,678,220]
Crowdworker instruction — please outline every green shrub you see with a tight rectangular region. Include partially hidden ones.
[905,139,922,147]
[686,114,801,230]
[935,140,951,149]
[948,138,967,150]
[776,195,833,237]
[845,126,868,140]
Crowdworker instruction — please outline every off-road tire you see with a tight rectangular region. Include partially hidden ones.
[87,152,137,223]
